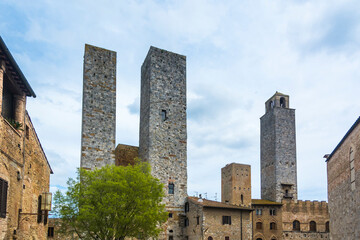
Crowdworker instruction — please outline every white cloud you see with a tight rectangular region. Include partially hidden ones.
[1,0,360,201]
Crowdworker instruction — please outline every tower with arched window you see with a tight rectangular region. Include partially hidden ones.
[260,92,298,202]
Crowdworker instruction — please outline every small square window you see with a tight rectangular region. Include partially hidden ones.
[169,213,173,218]
[161,110,167,121]
[222,216,231,225]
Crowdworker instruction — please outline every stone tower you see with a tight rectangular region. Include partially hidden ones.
[221,163,252,207]
[260,92,297,202]
[80,44,116,170]
[139,47,187,240]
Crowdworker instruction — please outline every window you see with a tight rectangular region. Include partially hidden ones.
[256,238,263,240]
[196,216,200,225]
[325,221,330,232]
[37,195,42,223]
[309,221,316,232]
[225,237,229,240]
[2,77,15,120]
[280,97,286,108]
[208,237,213,240]
[256,209,262,215]
[0,178,8,218]
[25,125,30,139]
[270,222,276,230]
[169,213,173,218]
[222,216,231,225]
[48,227,54,237]
[350,148,356,190]
[169,236,173,240]
[270,209,276,216]
[184,218,189,227]
[293,220,300,231]
[168,183,174,194]
[161,110,167,121]
[185,202,189,212]
[256,222,263,230]
[241,194,244,204]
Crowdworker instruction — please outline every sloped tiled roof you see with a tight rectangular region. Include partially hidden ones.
[0,36,36,97]
[188,197,253,211]
[251,199,282,206]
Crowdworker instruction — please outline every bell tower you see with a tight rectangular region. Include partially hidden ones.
[260,92,297,202]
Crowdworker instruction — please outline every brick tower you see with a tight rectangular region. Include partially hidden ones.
[80,44,116,170]
[221,163,252,207]
[260,92,297,202]
[139,47,187,240]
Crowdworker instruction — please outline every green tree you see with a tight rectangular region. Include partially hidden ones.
[53,160,167,240]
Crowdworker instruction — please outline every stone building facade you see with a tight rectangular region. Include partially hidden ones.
[80,44,116,170]
[0,36,53,239]
[326,117,360,240]
[252,199,283,240]
[185,197,253,240]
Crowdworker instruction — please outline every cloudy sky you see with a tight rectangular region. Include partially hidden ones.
[1,0,360,202]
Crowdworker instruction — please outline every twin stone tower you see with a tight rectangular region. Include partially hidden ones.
[80,44,298,239]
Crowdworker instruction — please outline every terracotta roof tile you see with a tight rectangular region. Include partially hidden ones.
[188,197,253,211]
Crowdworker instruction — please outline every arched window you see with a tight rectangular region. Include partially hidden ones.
[270,222,276,230]
[293,220,300,231]
[325,221,330,232]
[309,221,316,232]
[256,238,263,240]
[256,222,263,230]
[280,97,286,108]
[208,237,213,240]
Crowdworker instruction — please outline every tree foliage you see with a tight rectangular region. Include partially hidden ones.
[53,160,167,240]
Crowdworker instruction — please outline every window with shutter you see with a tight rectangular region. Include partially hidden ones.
[222,216,231,225]
[0,178,8,218]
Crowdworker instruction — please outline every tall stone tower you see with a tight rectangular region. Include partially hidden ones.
[139,47,187,240]
[221,163,252,207]
[80,44,116,170]
[260,92,297,202]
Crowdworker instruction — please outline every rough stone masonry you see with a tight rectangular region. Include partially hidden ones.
[80,44,116,170]
[139,47,188,239]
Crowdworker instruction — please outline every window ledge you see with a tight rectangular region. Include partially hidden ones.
[2,116,22,137]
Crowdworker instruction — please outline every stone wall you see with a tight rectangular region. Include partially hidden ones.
[252,203,283,240]
[139,47,187,240]
[0,111,51,239]
[115,144,138,166]
[282,199,329,240]
[81,44,116,170]
[221,163,251,207]
[260,92,297,202]
[203,207,252,240]
[327,119,360,240]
